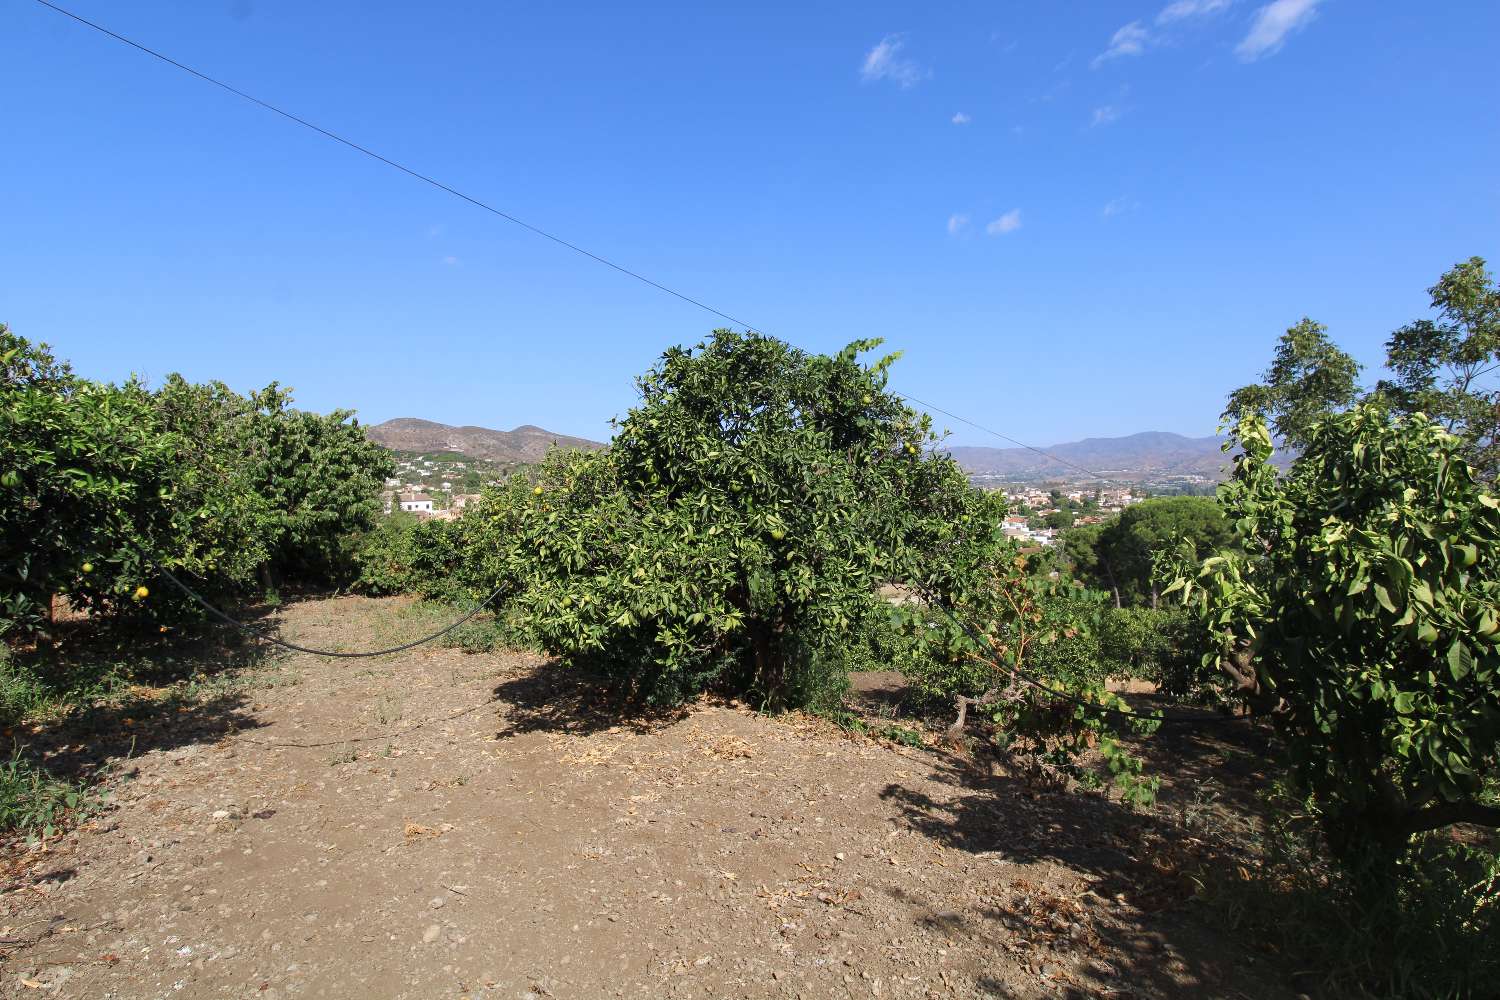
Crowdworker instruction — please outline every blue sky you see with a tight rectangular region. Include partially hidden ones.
[3,0,1497,446]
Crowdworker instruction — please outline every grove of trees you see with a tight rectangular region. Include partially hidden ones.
[1,324,392,642]
[5,254,1497,994]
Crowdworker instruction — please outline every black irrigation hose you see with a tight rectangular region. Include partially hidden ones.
[155,566,509,658]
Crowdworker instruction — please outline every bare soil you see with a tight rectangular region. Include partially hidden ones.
[1,597,1290,999]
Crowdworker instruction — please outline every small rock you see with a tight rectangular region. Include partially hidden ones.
[211,810,230,820]
[422,925,442,944]
[429,897,446,910]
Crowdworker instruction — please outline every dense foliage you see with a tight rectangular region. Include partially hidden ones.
[1184,407,1500,858]
[1063,496,1230,608]
[1,325,392,642]
[448,331,979,708]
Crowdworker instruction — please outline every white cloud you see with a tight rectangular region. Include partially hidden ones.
[951,111,971,125]
[947,213,970,236]
[1092,21,1149,68]
[442,256,459,266]
[861,35,925,87]
[1156,0,1231,24]
[1102,196,1138,218]
[1091,105,1122,127]
[1236,0,1322,61]
[986,209,1022,236]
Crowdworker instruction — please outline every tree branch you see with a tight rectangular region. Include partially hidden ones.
[1399,799,1500,836]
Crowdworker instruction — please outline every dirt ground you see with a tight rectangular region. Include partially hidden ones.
[1,597,1291,999]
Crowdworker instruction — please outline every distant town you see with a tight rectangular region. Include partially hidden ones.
[992,485,1144,547]
[379,450,513,520]
[376,443,1174,544]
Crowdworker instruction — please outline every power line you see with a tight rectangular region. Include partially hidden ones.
[30,0,758,334]
[32,0,1106,482]
[896,392,1109,481]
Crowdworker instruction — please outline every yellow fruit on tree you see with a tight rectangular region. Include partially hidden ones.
[133,585,149,600]
[82,562,93,573]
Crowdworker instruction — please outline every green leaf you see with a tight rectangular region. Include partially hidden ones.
[1446,641,1472,681]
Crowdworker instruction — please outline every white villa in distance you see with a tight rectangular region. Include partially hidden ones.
[397,492,434,514]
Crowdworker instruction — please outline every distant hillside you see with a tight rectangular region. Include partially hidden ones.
[365,418,604,465]
[947,431,1232,479]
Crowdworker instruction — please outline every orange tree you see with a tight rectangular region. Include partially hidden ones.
[452,331,976,707]
[1,326,182,638]
[1,325,392,642]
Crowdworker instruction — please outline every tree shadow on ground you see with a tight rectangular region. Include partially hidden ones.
[878,724,1293,1000]
[490,658,688,740]
[2,626,277,851]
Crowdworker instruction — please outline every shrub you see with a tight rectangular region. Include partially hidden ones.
[353,511,424,596]
[1096,605,1210,699]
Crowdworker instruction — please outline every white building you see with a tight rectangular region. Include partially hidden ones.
[397,492,434,514]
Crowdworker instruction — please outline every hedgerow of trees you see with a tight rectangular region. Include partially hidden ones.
[1,324,392,642]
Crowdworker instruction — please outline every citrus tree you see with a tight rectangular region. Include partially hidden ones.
[458,330,976,707]
[0,327,183,638]
[2,325,394,641]
[241,383,393,586]
[1186,407,1500,858]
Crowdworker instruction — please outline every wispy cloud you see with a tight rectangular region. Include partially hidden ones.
[947,213,970,236]
[861,35,926,87]
[1156,0,1231,24]
[1102,196,1139,218]
[951,111,971,125]
[1092,21,1148,68]
[1091,105,1122,127]
[1236,0,1322,61]
[442,256,459,266]
[986,209,1023,236]
[1094,2,1233,67]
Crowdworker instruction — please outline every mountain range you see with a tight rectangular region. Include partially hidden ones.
[364,418,604,465]
[365,420,1237,480]
[946,431,1233,479]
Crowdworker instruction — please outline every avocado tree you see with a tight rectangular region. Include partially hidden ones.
[1379,256,1500,478]
[1223,317,1363,451]
[1185,407,1500,859]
